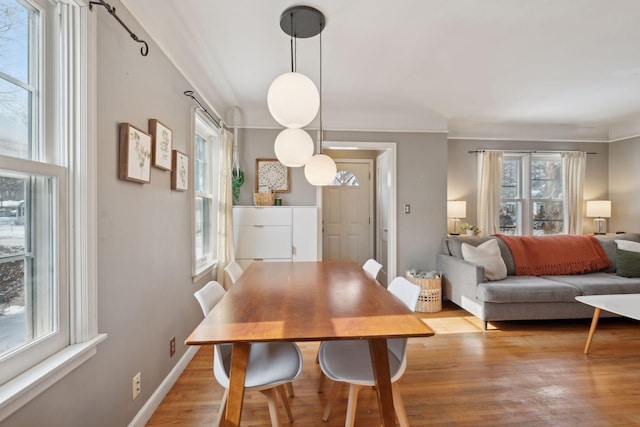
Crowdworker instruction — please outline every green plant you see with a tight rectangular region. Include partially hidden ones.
[459,223,481,235]
[232,168,244,203]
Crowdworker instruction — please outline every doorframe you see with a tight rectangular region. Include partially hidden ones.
[316,141,397,281]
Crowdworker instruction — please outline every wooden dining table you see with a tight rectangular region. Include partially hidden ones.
[185,260,434,427]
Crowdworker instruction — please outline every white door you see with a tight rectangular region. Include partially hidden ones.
[322,161,373,266]
[376,151,391,286]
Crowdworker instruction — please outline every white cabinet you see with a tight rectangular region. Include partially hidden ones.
[233,206,318,269]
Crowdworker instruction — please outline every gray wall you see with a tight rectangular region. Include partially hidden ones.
[609,136,640,233]
[447,139,610,235]
[3,3,208,426]
[235,129,448,273]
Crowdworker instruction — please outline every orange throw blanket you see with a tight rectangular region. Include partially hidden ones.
[496,234,611,276]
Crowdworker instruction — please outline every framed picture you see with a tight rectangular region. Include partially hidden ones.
[171,150,189,191]
[255,158,290,193]
[149,119,173,171]
[119,123,152,184]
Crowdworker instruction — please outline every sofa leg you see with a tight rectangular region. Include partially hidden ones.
[483,321,488,331]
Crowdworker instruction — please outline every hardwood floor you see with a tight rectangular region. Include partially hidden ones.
[146,303,640,426]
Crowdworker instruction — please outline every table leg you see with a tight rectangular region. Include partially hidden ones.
[368,338,396,427]
[584,307,601,355]
[223,342,250,427]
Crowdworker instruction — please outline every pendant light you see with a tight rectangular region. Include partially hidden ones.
[303,10,337,186]
[268,6,324,168]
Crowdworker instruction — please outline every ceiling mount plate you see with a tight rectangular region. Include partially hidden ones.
[279,5,325,39]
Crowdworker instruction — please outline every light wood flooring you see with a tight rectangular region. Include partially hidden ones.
[146,303,640,426]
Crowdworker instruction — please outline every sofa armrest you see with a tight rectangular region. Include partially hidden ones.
[437,253,483,305]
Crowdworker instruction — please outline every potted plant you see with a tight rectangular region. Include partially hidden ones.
[232,167,244,203]
[459,223,481,236]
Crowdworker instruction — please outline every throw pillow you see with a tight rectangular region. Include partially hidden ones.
[461,239,507,281]
[616,248,640,278]
[615,239,640,253]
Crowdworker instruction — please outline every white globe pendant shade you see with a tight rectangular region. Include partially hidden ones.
[268,72,320,128]
[304,154,337,186]
[274,128,314,167]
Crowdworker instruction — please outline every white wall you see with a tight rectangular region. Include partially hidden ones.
[609,136,640,233]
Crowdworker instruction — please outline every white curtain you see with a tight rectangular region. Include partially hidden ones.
[217,128,235,289]
[477,151,503,236]
[562,151,586,234]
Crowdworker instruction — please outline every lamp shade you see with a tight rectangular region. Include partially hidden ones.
[304,154,337,186]
[586,200,611,218]
[274,128,314,167]
[447,200,467,218]
[267,72,320,128]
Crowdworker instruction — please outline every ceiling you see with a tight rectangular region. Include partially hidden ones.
[119,0,640,142]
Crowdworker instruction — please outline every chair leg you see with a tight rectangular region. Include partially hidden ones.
[345,384,362,427]
[277,385,294,423]
[215,388,228,427]
[318,371,327,393]
[285,381,295,397]
[391,382,410,427]
[321,381,341,422]
[261,388,282,427]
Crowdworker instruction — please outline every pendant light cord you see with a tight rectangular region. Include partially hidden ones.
[319,22,323,154]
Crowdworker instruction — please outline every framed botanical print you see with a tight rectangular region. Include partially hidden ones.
[255,158,289,193]
[119,123,152,184]
[171,150,189,191]
[149,119,173,171]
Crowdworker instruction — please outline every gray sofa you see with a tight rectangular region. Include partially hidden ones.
[437,233,640,328]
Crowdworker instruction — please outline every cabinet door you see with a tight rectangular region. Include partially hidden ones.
[234,225,292,259]
[233,206,292,226]
[292,207,318,261]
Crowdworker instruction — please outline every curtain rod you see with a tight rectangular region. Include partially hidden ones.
[183,91,222,128]
[468,149,596,155]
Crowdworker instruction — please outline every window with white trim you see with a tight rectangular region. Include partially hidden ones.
[193,111,219,275]
[500,153,564,235]
[0,0,98,411]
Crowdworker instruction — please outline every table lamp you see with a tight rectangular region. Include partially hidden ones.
[586,200,611,235]
[447,200,466,235]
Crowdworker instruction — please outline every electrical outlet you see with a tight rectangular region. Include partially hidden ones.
[404,204,410,214]
[132,372,141,400]
[170,337,176,357]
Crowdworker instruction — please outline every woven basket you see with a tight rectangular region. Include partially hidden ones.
[253,192,275,206]
[406,273,442,313]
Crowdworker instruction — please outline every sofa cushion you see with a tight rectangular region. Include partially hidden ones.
[543,272,640,295]
[615,248,640,278]
[477,276,581,303]
[446,236,515,275]
[461,239,507,281]
[593,233,640,273]
[615,239,640,252]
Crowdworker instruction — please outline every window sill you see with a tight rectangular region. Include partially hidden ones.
[193,259,218,283]
[0,333,107,423]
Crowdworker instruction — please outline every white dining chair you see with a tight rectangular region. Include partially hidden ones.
[194,281,303,426]
[317,276,421,427]
[224,261,244,285]
[362,258,383,280]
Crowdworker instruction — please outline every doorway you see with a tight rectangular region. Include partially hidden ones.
[322,160,373,265]
[317,141,397,285]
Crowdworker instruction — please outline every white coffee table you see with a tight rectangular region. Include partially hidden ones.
[575,294,640,354]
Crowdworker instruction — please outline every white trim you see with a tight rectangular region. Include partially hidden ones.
[0,333,107,423]
[128,346,199,427]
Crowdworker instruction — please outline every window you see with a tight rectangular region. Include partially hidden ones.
[500,154,564,235]
[193,111,219,275]
[0,0,100,417]
[329,170,360,186]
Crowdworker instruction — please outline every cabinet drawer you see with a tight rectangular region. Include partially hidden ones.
[234,225,292,259]
[233,207,292,226]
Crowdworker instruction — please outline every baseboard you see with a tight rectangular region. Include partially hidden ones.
[128,346,199,427]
